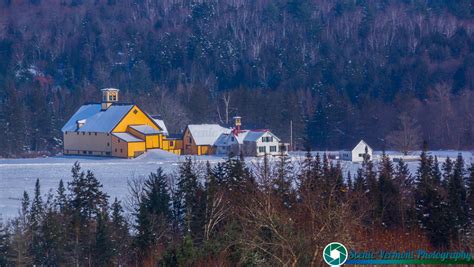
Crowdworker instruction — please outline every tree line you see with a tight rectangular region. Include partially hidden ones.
[0,0,473,157]
[0,148,473,265]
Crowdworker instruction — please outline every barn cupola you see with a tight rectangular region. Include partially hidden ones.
[101,88,119,110]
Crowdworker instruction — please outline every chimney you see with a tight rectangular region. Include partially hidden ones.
[101,88,119,110]
[76,119,86,130]
[233,116,242,132]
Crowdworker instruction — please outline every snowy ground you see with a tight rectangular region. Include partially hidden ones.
[0,149,472,220]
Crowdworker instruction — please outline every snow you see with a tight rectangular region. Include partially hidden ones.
[129,125,161,135]
[0,150,472,220]
[153,119,169,136]
[61,104,134,133]
[112,133,143,142]
[187,124,231,145]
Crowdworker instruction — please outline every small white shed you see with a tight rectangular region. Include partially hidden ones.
[339,140,373,162]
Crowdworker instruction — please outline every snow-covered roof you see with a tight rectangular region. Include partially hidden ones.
[61,104,134,133]
[187,124,231,146]
[112,132,143,142]
[243,130,280,142]
[129,125,161,135]
[153,119,168,136]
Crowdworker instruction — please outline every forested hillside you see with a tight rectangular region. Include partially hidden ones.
[0,0,473,156]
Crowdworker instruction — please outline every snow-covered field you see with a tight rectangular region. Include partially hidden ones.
[0,149,472,220]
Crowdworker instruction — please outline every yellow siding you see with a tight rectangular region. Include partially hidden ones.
[128,142,146,158]
[113,106,161,133]
[183,128,198,155]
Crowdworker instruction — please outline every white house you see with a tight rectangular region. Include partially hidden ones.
[214,117,288,157]
[339,140,373,162]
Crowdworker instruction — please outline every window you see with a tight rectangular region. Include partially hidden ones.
[107,133,110,136]
[77,132,79,135]
[270,146,277,152]
[115,149,117,152]
[120,149,123,153]
[231,137,235,142]
[118,139,120,143]
[133,109,138,114]
[89,132,91,135]
[82,132,85,135]
[109,95,113,101]
[262,137,265,142]
[95,133,97,136]
[65,132,67,135]
[83,151,86,154]
[170,141,174,146]
[88,151,92,155]
[189,137,192,143]
[106,152,111,156]
[258,146,266,153]
[107,143,110,147]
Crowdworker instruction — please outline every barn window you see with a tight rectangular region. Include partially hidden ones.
[189,137,192,143]
[120,149,123,153]
[170,141,174,146]
[133,109,138,114]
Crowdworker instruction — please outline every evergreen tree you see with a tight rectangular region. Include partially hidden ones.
[110,198,128,265]
[467,164,474,239]
[0,220,11,266]
[134,168,172,259]
[395,159,415,229]
[447,154,468,243]
[415,149,450,248]
[94,210,113,266]
[273,153,294,208]
[29,178,44,265]
[377,153,400,227]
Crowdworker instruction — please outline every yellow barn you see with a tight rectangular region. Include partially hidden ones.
[62,88,181,158]
[182,124,230,155]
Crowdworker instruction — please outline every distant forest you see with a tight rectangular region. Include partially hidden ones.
[0,0,473,157]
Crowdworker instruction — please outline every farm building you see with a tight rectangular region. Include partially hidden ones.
[62,88,181,158]
[339,140,373,162]
[214,117,289,157]
[182,124,231,155]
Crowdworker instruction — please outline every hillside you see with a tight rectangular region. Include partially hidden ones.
[0,0,473,156]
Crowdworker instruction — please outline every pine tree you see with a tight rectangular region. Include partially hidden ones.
[447,154,468,244]
[29,178,44,265]
[176,158,200,236]
[0,220,11,266]
[273,153,294,208]
[466,164,474,241]
[377,153,400,227]
[395,159,415,229]
[110,198,129,265]
[134,168,172,259]
[415,149,450,248]
[94,209,113,266]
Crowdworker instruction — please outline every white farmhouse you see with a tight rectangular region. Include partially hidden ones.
[339,140,373,162]
[214,117,288,157]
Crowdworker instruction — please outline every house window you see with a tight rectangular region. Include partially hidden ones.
[107,133,110,136]
[258,146,266,153]
[89,132,91,135]
[65,132,67,135]
[82,132,85,135]
[262,137,265,142]
[95,133,97,136]
[358,153,363,157]
[231,137,235,142]
[170,141,174,146]
[107,143,110,147]
[270,146,277,152]
[88,151,92,155]
[109,95,113,101]
[115,149,117,152]
[106,152,111,156]
[83,151,86,154]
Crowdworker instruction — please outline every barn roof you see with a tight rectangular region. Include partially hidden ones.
[153,119,169,136]
[187,124,231,146]
[129,125,162,135]
[61,104,134,133]
[112,132,143,142]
